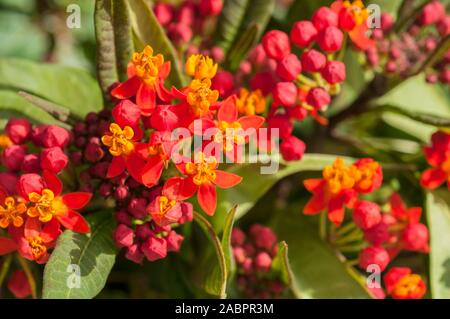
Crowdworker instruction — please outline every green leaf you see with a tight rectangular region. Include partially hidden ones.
[221,206,237,278]
[42,212,117,299]
[0,90,62,129]
[271,206,372,298]
[94,0,134,98]
[271,241,301,298]
[193,212,227,298]
[227,24,259,70]
[377,104,450,127]
[211,154,356,231]
[426,190,450,298]
[0,58,102,118]
[215,0,275,55]
[127,0,185,87]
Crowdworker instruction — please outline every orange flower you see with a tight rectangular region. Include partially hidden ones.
[384,267,426,299]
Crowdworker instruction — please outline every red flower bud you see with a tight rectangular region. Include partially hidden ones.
[267,115,293,139]
[127,197,147,219]
[114,185,129,201]
[212,71,235,97]
[42,125,70,148]
[440,69,450,84]
[166,230,184,252]
[381,13,394,32]
[250,224,277,251]
[402,223,429,252]
[290,20,318,48]
[272,82,298,107]
[142,236,167,261]
[338,7,356,31]
[250,72,277,95]
[306,87,331,110]
[84,141,105,163]
[317,26,344,52]
[276,54,302,81]
[280,136,305,161]
[125,244,144,264]
[30,125,47,147]
[262,30,291,60]
[177,2,195,25]
[7,270,31,299]
[255,252,272,272]
[3,145,25,171]
[438,16,450,36]
[233,247,246,264]
[168,23,193,44]
[352,201,382,230]
[150,105,180,132]
[18,173,44,198]
[178,202,193,224]
[359,246,390,272]
[199,0,223,16]
[115,209,132,226]
[153,3,173,26]
[231,228,246,246]
[41,147,68,174]
[112,100,141,127]
[301,49,326,72]
[211,47,225,63]
[5,118,31,144]
[249,44,267,65]
[0,172,18,195]
[113,224,134,248]
[21,153,41,173]
[321,60,346,84]
[419,0,445,26]
[312,6,338,31]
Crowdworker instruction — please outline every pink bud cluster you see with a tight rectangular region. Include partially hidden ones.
[1,118,70,178]
[364,1,450,85]
[352,194,429,275]
[231,225,286,298]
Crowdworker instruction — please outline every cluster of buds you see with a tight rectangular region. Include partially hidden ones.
[154,0,224,49]
[0,119,92,264]
[231,225,287,298]
[363,0,450,85]
[356,193,429,299]
[421,130,450,190]
[303,157,383,225]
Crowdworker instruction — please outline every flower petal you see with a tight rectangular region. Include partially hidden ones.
[163,177,197,200]
[41,218,61,243]
[136,84,156,116]
[328,195,346,226]
[111,76,141,99]
[62,192,92,210]
[198,183,217,216]
[214,170,242,189]
[304,192,327,215]
[218,96,238,123]
[43,170,62,196]
[24,217,41,239]
[141,157,164,187]
[107,156,126,178]
[303,179,325,193]
[58,210,90,234]
[420,168,447,190]
[125,152,146,183]
[0,237,17,255]
[237,115,265,130]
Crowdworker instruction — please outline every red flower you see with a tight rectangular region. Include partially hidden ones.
[22,171,91,233]
[421,130,450,190]
[111,46,172,116]
[174,152,242,215]
[7,270,32,298]
[384,267,426,299]
[330,0,375,50]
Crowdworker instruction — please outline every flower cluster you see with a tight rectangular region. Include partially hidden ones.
[363,0,450,85]
[303,157,383,225]
[421,130,450,190]
[0,118,92,264]
[231,225,287,298]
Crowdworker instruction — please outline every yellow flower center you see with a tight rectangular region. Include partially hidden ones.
[214,121,245,151]
[27,236,47,260]
[236,89,266,116]
[101,123,135,157]
[0,134,12,150]
[354,161,380,191]
[323,158,361,194]
[185,54,218,80]
[132,45,164,85]
[27,189,67,223]
[185,153,217,185]
[186,78,219,117]
[0,197,27,228]
[343,0,369,26]
[158,196,177,215]
[392,274,423,298]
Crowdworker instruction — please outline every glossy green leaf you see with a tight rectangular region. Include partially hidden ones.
[193,212,227,298]
[0,58,102,118]
[426,190,450,299]
[271,241,301,298]
[127,0,185,87]
[42,212,117,299]
[221,206,237,278]
[271,206,372,298]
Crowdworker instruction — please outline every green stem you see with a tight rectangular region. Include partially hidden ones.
[16,255,37,299]
[319,211,327,241]
[0,255,12,288]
